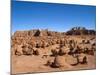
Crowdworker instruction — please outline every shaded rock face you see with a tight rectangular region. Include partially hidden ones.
[13,29,61,38]
[66,27,96,35]
[13,30,40,37]
[34,30,41,36]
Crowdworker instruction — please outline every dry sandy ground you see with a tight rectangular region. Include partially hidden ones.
[11,35,96,74]
[12,54,96,74]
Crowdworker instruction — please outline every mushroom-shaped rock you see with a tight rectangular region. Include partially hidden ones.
[58,48,66,56]
[22,46,33,55]
[50,56,67,68]
[51,49,58,56]
[33,49,39,55]
[15,45,23,56]
[79,54,87,64]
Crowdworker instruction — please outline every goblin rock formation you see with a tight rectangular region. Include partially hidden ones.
[11,27,96,74]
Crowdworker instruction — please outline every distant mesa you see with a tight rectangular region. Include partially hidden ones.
[12,27,96,37]
[66,27,95,35]
[13,29,61,37]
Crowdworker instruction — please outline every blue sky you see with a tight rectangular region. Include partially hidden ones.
[11,1,96,33]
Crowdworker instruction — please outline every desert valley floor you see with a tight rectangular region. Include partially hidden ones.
[11,28,96,74]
